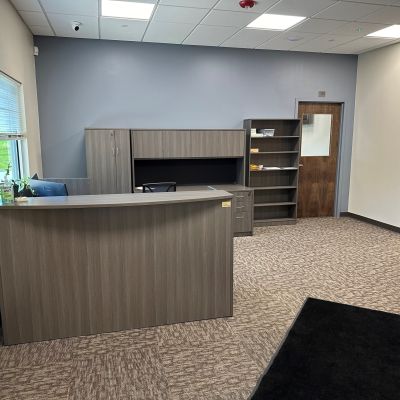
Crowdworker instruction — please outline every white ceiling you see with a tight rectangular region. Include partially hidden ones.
[10,0,400,54]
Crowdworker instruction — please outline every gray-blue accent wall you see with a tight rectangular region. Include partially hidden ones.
[34,36,357,212]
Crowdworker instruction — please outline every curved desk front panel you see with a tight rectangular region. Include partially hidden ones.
[0,191,233,345]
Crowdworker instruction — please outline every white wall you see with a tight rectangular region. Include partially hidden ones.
[349,42,400,227]
[0,0,42,176]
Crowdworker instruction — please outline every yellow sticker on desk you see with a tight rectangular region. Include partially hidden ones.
[222,201,231,208]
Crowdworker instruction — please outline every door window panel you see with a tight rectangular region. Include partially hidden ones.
[301,114,332,157]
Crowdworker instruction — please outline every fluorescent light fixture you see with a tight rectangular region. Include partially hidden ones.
[247,14,306,31]
[367,25,400,38]
[102,0,155,20]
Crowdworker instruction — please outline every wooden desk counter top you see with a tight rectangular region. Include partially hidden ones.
[0,190,232,210]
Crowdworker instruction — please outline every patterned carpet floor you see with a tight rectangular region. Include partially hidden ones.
[0,217,399,399]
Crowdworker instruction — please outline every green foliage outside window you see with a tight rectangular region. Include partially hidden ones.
[0,141,12,180]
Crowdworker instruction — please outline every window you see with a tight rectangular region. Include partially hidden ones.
[0,71,26,181]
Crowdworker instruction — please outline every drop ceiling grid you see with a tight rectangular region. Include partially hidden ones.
[9,0,400,54]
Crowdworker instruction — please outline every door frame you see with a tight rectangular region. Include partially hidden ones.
[294,99,345,218]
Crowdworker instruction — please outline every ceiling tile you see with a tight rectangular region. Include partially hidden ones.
[144,21,195,44]
[331,36,395,53]
[360,6,400,24]
[221,28,278,48]
[18,10,48,26]
[48,14,99,39]
[214,0,279,13]
[100,18,148,41]
[159,0,217,7]
[292,33,355,52]
[329,21,389,36]
[183,25,238,46]
[294,18,348,34]
[202,10,261,27]
[257,31,320,49]
[267,0,337,18]
[10,0,41,12]
[30,25,54,36]
[153,5,209,24]
[39,0,98,17]
[314,1,383,22]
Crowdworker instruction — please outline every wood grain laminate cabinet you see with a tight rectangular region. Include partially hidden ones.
[162,130,192,158]
[231,189,253,235]
[132,129,246,159]
[86,129,132,194]
[190,130,245,158]
[0,192,233,344]
[132,130,164,159]
[208,185,254,236]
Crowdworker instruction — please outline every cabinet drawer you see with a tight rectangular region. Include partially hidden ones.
[231,190,253,234]
[234,211,252,233]
[233,191,253,208]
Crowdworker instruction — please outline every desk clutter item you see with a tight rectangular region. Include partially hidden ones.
[259,128,275,137]
[244,119,302,226]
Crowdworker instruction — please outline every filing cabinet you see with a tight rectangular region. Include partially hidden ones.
[230,189,254,236]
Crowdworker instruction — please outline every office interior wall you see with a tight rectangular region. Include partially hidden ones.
[35,37,357,211]
[0,0,42,176]
[349,42,400,227]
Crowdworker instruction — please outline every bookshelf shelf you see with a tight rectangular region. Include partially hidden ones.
[253,186,297,190]
[250,168,298,172]
[250,151,299,154]
[250,136,300,139]
[244,119,302,226]
[254,202,296,207]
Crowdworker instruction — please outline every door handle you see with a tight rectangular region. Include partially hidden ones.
[299,164,304,167]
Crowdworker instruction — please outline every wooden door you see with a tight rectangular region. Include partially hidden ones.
[114,129,132,193]
[86,129,117,194]
[297,103,341,217]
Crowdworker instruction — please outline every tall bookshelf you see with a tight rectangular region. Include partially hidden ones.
[243,119,302,226]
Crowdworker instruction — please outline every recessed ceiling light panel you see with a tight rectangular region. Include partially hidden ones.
[102,0,155,20]
[247,14,306,31]
[367,25,400,39]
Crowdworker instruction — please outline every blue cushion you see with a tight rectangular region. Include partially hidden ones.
[29,179,68,197]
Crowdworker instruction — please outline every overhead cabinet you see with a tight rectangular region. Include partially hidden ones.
[85,129,132,194]
[132,129,245,159]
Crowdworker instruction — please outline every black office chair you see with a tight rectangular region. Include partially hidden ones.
[142,182,177,193]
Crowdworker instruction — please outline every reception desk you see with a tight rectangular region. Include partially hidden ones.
[0,191,233,345]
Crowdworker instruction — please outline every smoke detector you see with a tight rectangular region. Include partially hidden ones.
[239,0,256,9]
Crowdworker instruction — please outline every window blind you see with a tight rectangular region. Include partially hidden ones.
[0,72,25,139]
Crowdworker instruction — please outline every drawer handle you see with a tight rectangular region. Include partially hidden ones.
[236,216,245,219]
[236,196,245,199]
[236,206,245,209]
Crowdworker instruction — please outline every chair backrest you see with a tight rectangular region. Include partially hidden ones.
[142,182,177,193]
[29,179,68,197]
